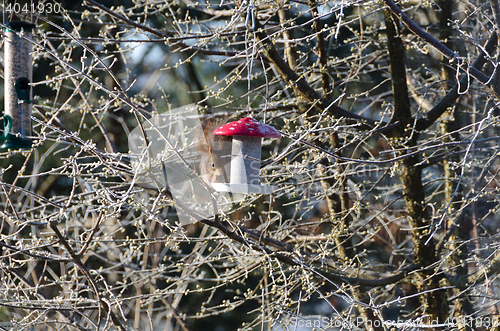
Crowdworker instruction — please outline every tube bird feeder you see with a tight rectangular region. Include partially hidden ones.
[211,117,280,194]
[1,21,35,150]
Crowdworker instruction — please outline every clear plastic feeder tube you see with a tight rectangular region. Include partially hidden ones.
[2,21,35,149]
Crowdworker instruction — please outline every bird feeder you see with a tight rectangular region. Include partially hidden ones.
[211,117,280,194]
[1,21,35,150]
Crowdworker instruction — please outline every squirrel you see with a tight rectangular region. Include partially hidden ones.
[196,116,232,186]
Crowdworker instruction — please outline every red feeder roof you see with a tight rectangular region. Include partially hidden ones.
[213,117,281,138]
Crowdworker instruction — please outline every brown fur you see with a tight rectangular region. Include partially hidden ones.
[197,116,232,185]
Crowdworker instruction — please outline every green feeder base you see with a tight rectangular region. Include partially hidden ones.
[0,137,32,150]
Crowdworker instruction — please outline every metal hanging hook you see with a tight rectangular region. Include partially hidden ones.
[245,0,256,32]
